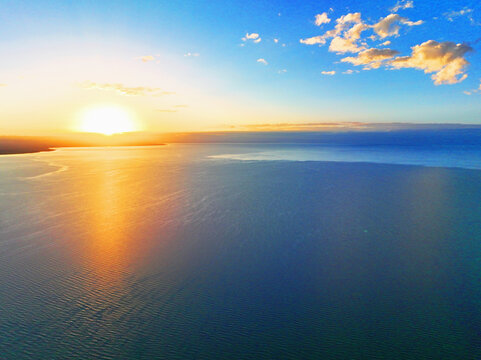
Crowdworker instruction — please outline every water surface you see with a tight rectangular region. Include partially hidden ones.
[0,144,480,359]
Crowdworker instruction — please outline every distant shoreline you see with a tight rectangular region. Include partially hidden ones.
[0,147,54,155]
[0,146,170,156]
[0,136,167,155]
[2,127,481,155]
[0,145,174,155]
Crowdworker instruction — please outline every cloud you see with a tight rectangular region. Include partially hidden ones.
[257,58,268,65]
[184,52,200,57]
[329,22,370,53]
[342,48,400,69]
[300,35,327,45]
[463,79,481,95]
[315,12,331,26]
[321,70,336,75]
[301,11,422,50]
[444,8,474,22]
[337,12,363,24]
[173,104,189,108]
[79,81,171,96]
[0,83,7,87]
[372,14,423,39]
[242,33,261,43]
[243,33,259,40]
[342,69,359,74]
[274,38,279,43]
[329,35,366,53]
[235,121,365,131]
[278,69,287,74]
[299,9,475,86]
[390,40,473,84]
[138,55,155,62]
[300,9,425,55]
[231,122,481,132]
[156,109,178,113]
[301,12,369,53]
[390,0,414,12]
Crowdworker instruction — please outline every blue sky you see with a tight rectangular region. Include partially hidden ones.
[0,0,480,134]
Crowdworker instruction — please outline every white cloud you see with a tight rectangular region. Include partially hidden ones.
[315,12,331,26]
[321,70,336,75]
[342,69,359,74]
[274,38,279,43]
[444,8,474,22]
[391,0,414,12]
[257,58,268,65]
[342,48,400,69]
[390,40,473,85]
[329,35,365,53]
[242,33,261,43]
[300,35,327,45]
[278,69,287,74]
[337,12,363,24]
[301,12,370,53]
[301,13,370,53]
[244,33,259,39]
[330,21,371,53]
[463,79,481,95]
[184,52,200,57]
[301,11,422,50]
[372,14,423,39]
[381,40,392,46]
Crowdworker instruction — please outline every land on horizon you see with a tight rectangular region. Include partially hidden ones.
[2,122,481,155]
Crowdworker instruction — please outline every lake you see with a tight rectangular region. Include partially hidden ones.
[1,142,480,359]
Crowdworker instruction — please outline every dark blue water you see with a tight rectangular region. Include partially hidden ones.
[0,140,480,359]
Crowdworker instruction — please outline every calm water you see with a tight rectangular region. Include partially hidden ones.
[1,143,481,359]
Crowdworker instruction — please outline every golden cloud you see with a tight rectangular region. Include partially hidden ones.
[342,48,400,69]
[139,55,155,62]
[390,40,472,84]
[372,14,423,39]
[79,81,172,96]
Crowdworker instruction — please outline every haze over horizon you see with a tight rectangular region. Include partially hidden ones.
[1,0,480,136]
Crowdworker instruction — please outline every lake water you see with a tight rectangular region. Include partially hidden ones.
[1,143,480,359]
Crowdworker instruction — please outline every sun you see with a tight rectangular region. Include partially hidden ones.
[78,106,139,135]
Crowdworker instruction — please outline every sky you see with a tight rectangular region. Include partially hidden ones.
[0,0,480,135]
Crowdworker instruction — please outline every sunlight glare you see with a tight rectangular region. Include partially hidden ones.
[79,106,138,135]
